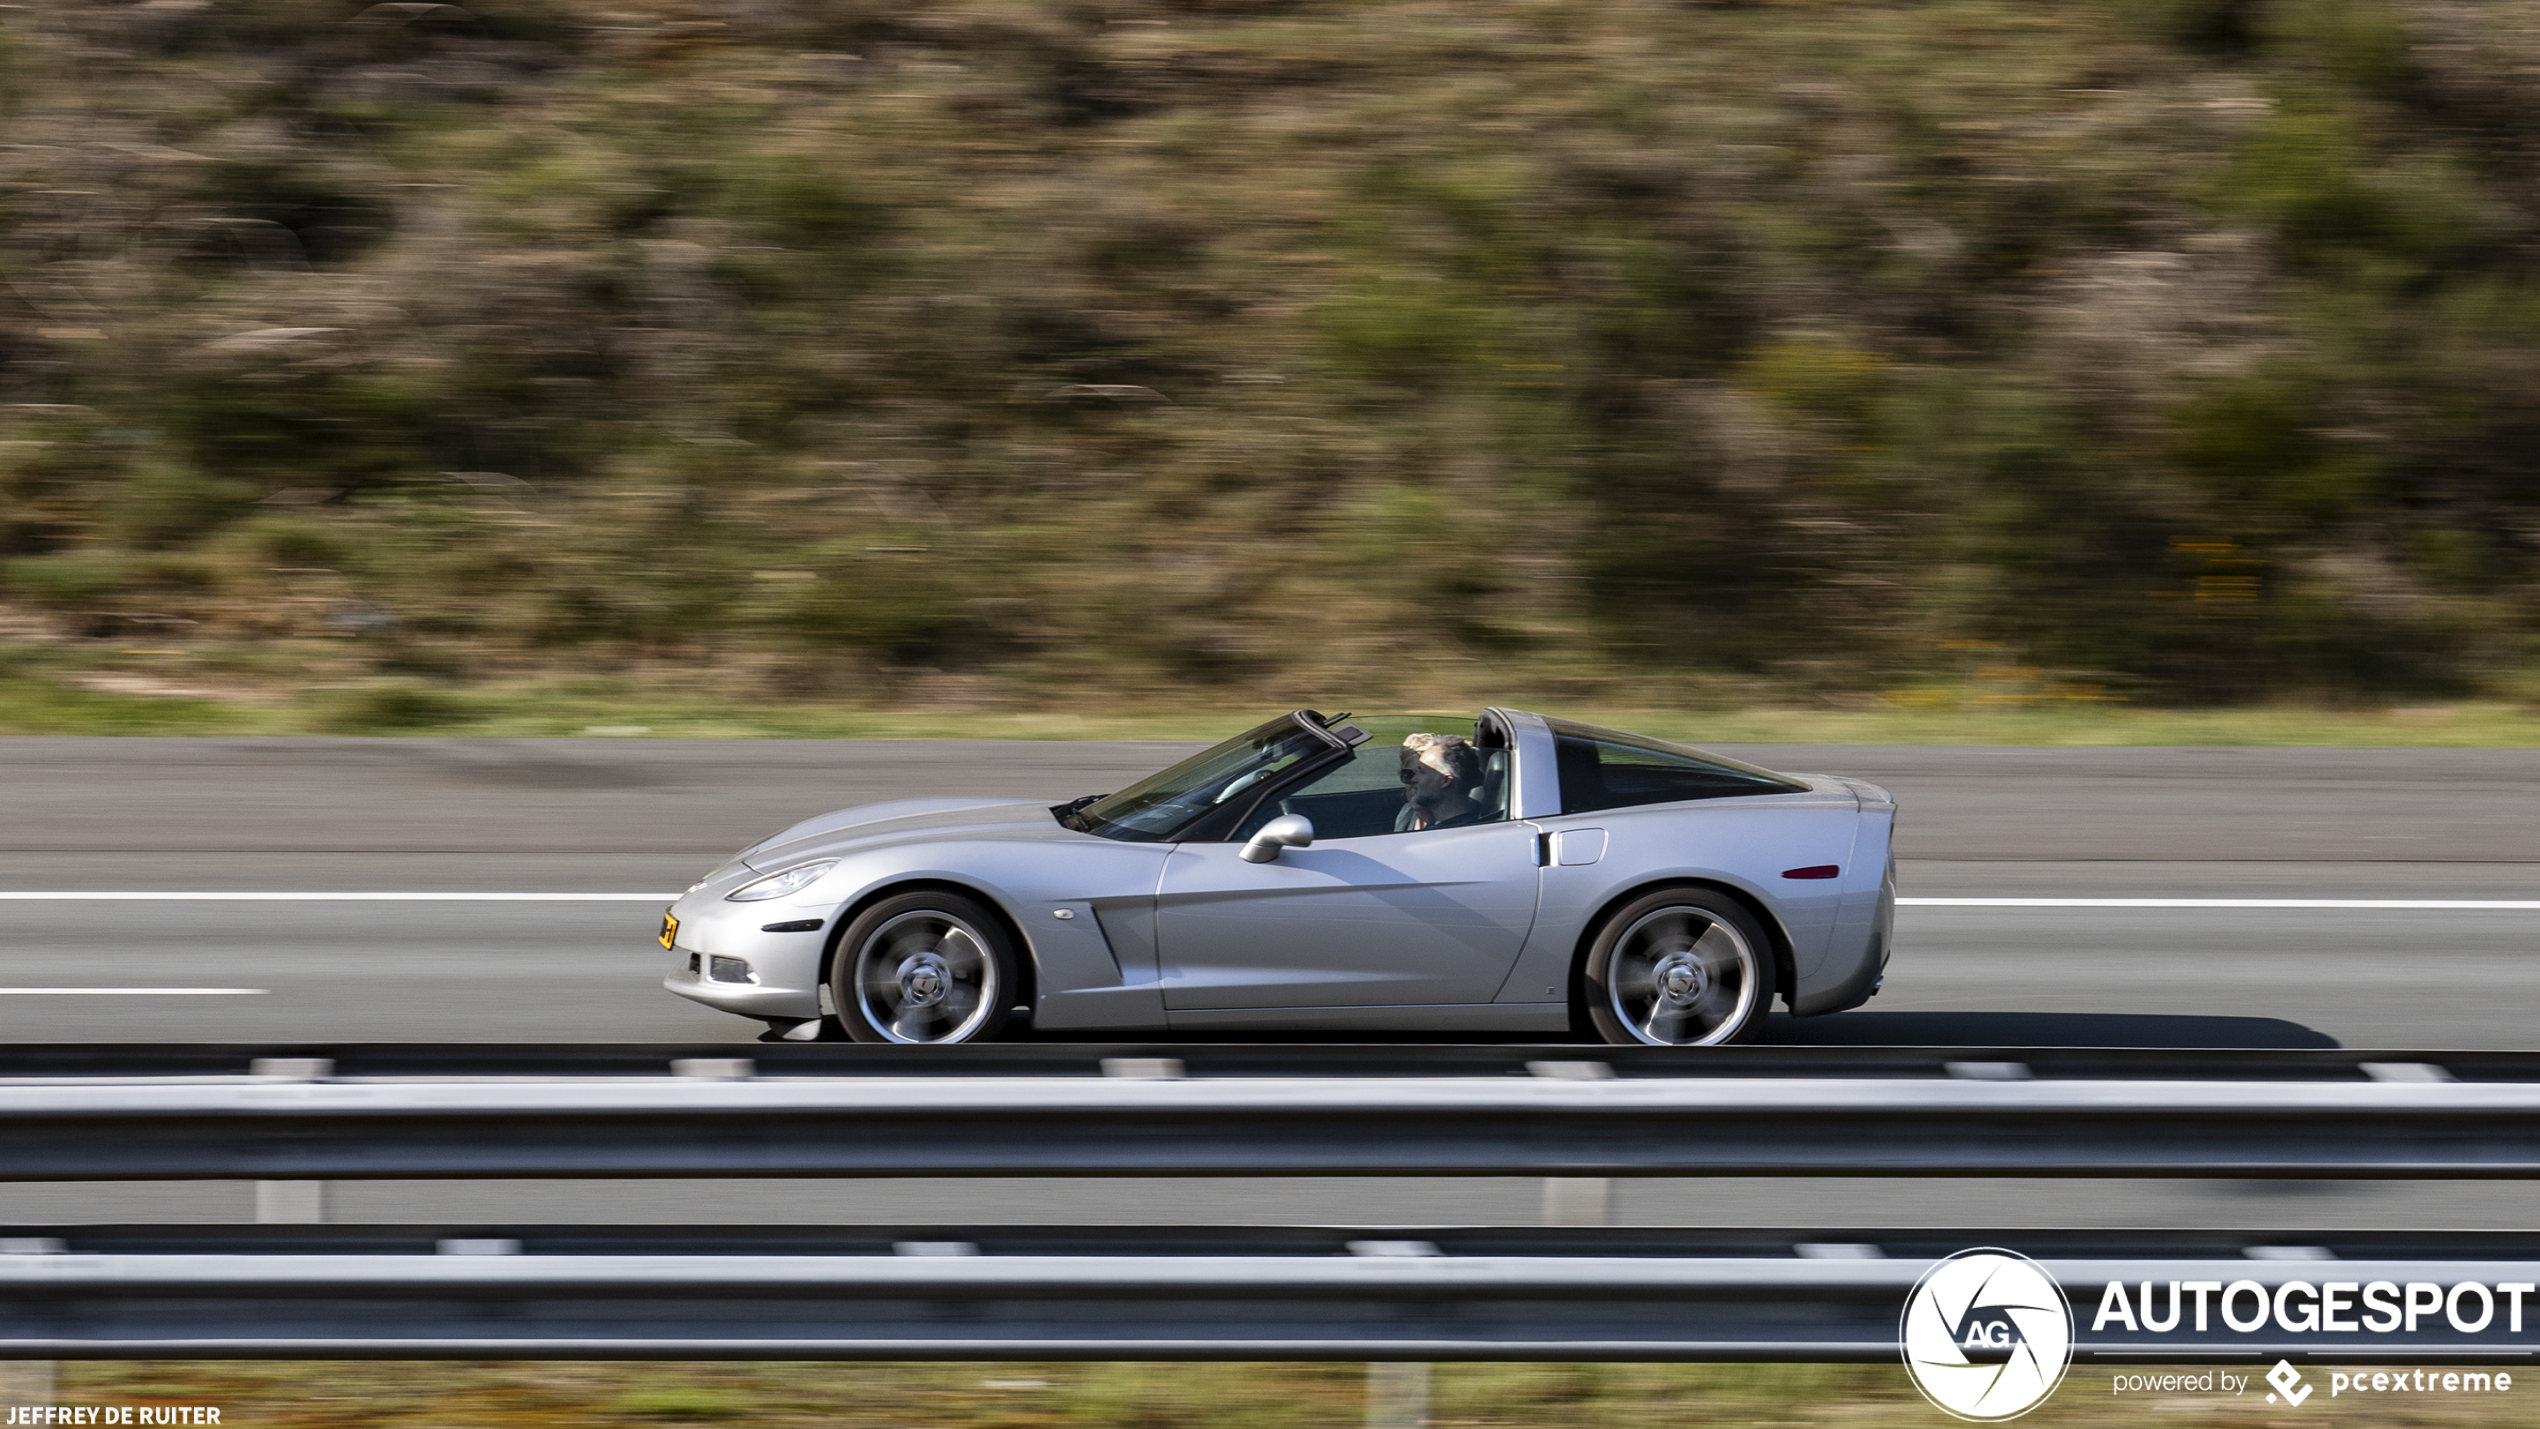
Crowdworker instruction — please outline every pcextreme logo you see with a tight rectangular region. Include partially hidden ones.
[2267,1360,2313,1405]
[1901,1248,2076,1421]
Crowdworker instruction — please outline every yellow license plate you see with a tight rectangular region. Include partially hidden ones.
[658,912,679,951]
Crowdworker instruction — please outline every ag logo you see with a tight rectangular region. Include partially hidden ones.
[1901,1248,2074,1421]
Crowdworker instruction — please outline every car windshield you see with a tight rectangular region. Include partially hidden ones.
[1062,713,1338,842]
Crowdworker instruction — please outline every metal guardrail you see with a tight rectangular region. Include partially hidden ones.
[0,1060,2531,1179]
[0,1227,2533,1361]
[0,1048,2534,1363]
[0,1043,2533,1081]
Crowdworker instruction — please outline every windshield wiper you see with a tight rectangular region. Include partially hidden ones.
[1051,793,1102,832]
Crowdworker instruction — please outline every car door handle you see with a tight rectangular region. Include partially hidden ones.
[1553,829,1606,866]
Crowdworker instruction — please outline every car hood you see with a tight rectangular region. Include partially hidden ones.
[739,797,1075,872]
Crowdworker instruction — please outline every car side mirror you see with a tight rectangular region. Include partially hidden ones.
[1239,814,1315,864]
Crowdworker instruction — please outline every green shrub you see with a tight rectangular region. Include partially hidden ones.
[225,517,348,570]
[312,681,473,734]
[2267,0,2417,98]
[1315,274,1495,392]
[2118,0,2261,53]
[2164,370,2376,522]
[607,1388,746,1420]
[4,553,131,610]
[724,155,881,255]
[108,464,259,550]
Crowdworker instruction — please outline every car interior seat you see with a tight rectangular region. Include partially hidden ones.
[1479,748,1509,820]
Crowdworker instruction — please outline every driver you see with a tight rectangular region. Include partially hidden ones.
[1399,732,1486,831]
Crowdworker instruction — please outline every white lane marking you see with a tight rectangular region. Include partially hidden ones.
[0,988,266,996]
[0,893,676,901]
[1903,898,2540,910]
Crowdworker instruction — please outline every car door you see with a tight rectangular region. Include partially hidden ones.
[1153,723,1542,1010]
[1155,821,1544,1009]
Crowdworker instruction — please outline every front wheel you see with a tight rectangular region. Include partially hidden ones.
[1582,889,1776,1046]
[833,892,1020,1045]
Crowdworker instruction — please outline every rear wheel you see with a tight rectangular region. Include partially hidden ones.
[1582,888,1775,1046]
[834,892,1019,1045]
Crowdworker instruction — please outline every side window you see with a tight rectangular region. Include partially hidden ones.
[1548,719,1805,815]
[1231,725,1512,841]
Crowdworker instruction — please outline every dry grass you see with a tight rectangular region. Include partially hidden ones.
[40,1360,2539,1428]
[3,644,2540,745]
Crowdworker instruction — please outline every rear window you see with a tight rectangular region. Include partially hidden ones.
[1547,719,1807,815]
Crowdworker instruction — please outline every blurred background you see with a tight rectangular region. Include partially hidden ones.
[7,10,2540,1418]
[5,0,2540,724]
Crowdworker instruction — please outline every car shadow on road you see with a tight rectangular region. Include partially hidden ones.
[1757,1011,2341,1049]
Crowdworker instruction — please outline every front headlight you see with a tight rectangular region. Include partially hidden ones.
[725,860,839,902]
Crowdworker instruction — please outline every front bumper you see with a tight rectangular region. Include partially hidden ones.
[663,959,821,1020]
[658,895,829,1023]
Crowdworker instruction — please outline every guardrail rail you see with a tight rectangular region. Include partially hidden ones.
[0,1226,2533,1361]
[0,1046,2516,1179]
[0,1044,2532,1360]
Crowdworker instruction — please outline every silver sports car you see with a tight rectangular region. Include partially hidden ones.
[661,708,1896,1047]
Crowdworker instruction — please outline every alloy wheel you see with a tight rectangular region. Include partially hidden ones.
[1604,905,1759,1046]
[851,909,1002,1044]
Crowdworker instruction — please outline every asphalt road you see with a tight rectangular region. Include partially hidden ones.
[2,736,2532,1047]
[12,735,2540,860]
[1,735,2534,1228]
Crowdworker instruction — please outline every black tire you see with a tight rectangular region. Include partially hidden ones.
[831,891,1021,1045]
[1581,887,1777,1046]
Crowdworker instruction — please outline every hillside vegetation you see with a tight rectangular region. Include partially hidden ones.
[5,0,2540,718]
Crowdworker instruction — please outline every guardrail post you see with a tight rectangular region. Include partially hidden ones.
[248,1058,332,1223]
[255,1181,326,1224]
[1540,1176,1610,1226]
[1366,1361,1429,1429]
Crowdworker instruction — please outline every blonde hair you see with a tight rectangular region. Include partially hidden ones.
[1402,732,1482,786]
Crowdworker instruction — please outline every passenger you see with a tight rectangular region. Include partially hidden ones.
[1399,733,1487,831]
